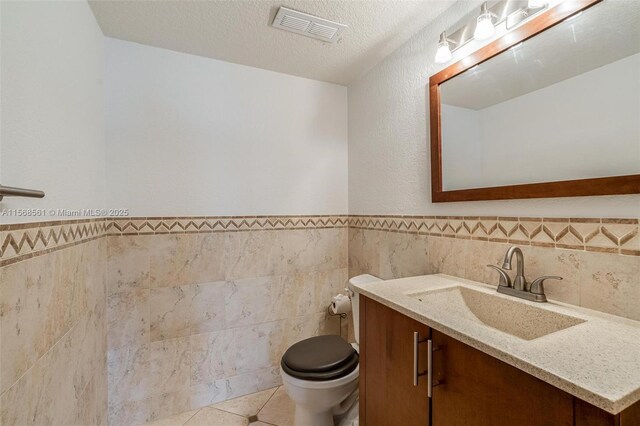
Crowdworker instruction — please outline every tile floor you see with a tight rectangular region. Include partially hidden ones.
[144,386,295,426]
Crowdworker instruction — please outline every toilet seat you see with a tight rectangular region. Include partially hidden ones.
[281,335,359,381]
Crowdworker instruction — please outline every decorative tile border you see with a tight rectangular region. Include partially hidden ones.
[0,218,107,267]
[1,214,637,267]
[0,216,349,267]
[105,215,350,235]
[349,215,640,256]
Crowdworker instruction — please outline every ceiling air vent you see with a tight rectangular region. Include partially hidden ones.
[272,7,347,43]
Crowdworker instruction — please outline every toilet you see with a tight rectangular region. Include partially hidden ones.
[280,274,382,426]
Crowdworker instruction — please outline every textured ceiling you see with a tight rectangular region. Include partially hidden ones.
[89,0,454,86]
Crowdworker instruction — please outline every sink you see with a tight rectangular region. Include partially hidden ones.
[410,286,585,340]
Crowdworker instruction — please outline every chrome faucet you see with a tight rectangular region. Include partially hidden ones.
[487,246,562,303]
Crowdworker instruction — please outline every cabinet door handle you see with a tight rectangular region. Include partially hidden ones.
[427,339,433,398]
[413,331,428,386]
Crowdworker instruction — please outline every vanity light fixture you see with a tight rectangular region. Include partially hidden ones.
[433,0,547,66]
[527,0,548,9]
[435,31,454,64]
[473,2,496,41]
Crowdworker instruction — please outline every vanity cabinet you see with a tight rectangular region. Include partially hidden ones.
[359,296,430,425]
[359,295,640,426]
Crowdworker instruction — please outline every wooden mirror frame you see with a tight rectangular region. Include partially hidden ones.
[429,0,640,202]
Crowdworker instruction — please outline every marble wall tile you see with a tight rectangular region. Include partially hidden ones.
[0,238,107,426]
[349,230,640,322]
[379,232,429,279]
[348,228,381,277]
[108,288,150,349]
[107,235,151,294]
[148,234,225,288]
[224,276,287,328]
[426,236,467,277]
[150,336,190,397]
[1,307,105,426]
[107,227,350,422]
[107,343,151,405]
[190,331,228,386]
[108,398,152,426]
[226,321,286,377]
[578,251,640,321]
[0,251,78,393]
[224,229,347,280]
[149,286,193,341]
[223,231,282,280]
[190,281,226,334]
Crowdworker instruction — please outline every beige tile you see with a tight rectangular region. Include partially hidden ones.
[1,313,95,425]
[108,287,150,349]
[107,235,151,294]
[0,249,83,394]
[464,239,510,286]
[108,343,151,405]
[257,387,295,426]
[191,281,225,334]
[223,231,282,280]
[190,380,228,409]
[145,409,198,426]
[150,390,192,422]
[187,234,226,284]
[225,367,282,401]
[190,331,228,386]
[185,407,248,426]
[283,269,348,317]
[149,234,194,288]
[108,398,152,426]
[348,228,381,277]
[379,232,429,280]
[426,236,466,277]
[227,322,286,376]
[210,387,276,417]
[150,337,191,396]
[150,286,193,341]
[579,251,640,321]
[521,246,582,306]
[283,312,341,348]
[224,276,287,328]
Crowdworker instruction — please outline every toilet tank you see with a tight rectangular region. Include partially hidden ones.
[348,274,382,345]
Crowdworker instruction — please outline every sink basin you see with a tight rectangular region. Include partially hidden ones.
[410,286,585,340]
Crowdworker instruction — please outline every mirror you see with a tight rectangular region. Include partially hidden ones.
[430,0,640,202]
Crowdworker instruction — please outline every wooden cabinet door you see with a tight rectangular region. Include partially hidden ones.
[360,296,430,426]
[431,329,573,426]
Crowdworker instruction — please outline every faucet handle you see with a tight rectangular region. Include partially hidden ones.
[530,276,563,295]
[486,265,512,288]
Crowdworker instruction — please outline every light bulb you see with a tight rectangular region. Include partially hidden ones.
[434,32,452,64]
[473,2,495,41]
[528,0,547,8]
[435,43,452,64]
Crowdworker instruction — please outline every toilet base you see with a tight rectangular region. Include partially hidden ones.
[294,407,334,426]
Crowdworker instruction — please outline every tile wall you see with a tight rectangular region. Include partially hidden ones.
[105,217,348,425]
[348,216,640,321]
[0,214,637,426]
[0,220,108,425]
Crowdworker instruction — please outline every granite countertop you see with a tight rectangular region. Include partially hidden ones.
[352,274,640,414]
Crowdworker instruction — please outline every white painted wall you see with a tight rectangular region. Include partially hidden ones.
[441,53,640,191]
[105,38,348,216]
[348,0,640,218]
[0,0,106,224]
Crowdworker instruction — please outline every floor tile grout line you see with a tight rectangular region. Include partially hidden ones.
[180,408,202,426]
[257,386,281,413]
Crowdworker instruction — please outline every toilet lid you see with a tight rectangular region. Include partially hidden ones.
[281,335,358,381]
